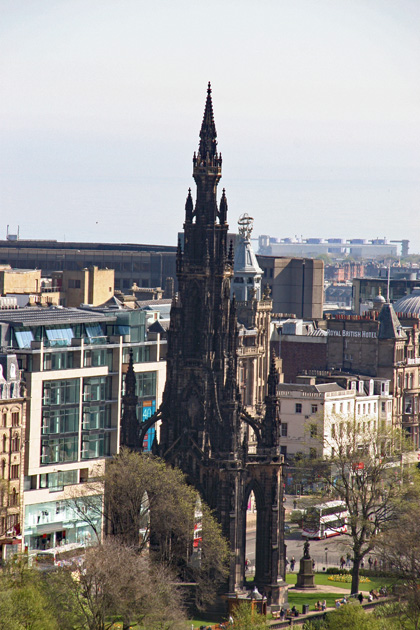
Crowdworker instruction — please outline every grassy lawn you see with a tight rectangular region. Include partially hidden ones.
[286,572,397,592]
[189,573,398,626]
[287,591,338,610]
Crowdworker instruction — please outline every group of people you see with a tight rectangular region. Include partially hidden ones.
[339,554,378,571]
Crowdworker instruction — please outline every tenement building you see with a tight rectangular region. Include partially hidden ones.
[325,303,420,448]
[0,305,166,554]
[0,354,25,560]
[141,84,286,607]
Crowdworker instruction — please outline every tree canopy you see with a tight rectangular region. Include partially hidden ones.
[314,419,410,593]
[70,449,229,609]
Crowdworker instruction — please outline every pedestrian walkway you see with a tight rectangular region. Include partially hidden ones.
[290,583,370,595]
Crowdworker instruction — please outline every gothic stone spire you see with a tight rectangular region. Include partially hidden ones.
[120,349,140,451]
[199,82,217,161]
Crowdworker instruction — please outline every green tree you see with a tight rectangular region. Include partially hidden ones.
[0,559,58,630]
[231,602,268,630]
[65,539,186,630]
[327,601,381,630]
[376,477,420,630]
[70,449,229,609]
[316,421,410,594]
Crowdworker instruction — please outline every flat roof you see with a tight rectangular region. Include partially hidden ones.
[0,306,115,327]
[0,239,176,253]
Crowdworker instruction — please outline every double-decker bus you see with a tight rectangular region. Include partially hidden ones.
[34,543,85,570]
[302,500,349,539]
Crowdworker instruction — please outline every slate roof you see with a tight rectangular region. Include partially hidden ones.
[378,303,406,339]
[277,382,345,394]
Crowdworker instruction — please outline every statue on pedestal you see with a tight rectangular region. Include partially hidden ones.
[296,540,315,589]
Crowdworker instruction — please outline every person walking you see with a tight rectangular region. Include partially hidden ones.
[358,592,364,604]
[368,556,373,570]
[346,552,351,567]
[290,556,295,571]
[340,556,345,570]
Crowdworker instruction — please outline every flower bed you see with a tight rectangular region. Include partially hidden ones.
[328,573,371,583]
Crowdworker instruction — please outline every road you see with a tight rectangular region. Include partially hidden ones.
[246,495,358,573]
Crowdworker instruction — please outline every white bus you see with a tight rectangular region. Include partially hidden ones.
[302,500,349,539]
[34,543,85,570]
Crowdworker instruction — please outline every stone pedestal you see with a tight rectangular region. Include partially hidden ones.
[296,557,315,589]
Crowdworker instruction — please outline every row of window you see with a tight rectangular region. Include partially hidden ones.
[41,432,111,465]
[43,345,153,372]
[1,434,20,453]
[1,412,20,427]
[41,404,112,435]
[1,463,20,480]
[292,400,391,416]
[294,403,318,414]
[42,376,113,406]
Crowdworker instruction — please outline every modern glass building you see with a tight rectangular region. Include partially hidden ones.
[0,306,166,553]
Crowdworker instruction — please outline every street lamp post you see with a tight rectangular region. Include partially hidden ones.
[325,547,328,567]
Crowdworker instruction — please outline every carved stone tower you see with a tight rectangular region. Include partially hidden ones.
[140,84,286,606]
[120,349,140,452]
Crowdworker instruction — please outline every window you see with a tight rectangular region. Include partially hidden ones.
[43,352,74,371]
[340,403,343,413]
[81,432,111,460]
[280,423,288,437]
[84,349,113,368]
[11,412,19,427]
[10,464,20,480]
[123,346,150,364]
[295,403,302,414]
[11,435,20,452]
[85,323,104,341]
[311,404,318,414]
[68,278,81,289]
[43,379,80,406]
[45,326,74,347]
[83,376,112,402]
[381,402,386,412]
[9,489,19,507]
[42,408,78,435]
[41,436,78,465]
[40,470,78,490]
[14,328,34,349]
[82,405,111,431]
[136,372,156,399]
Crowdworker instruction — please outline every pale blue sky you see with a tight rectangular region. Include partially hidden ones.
[1,1,419,253]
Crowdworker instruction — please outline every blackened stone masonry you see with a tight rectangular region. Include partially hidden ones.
[139,84,286,606]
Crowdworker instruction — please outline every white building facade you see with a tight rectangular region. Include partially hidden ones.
[278,378,393,462]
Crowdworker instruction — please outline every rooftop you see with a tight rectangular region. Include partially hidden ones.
[0,306,114,327]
